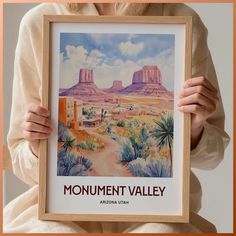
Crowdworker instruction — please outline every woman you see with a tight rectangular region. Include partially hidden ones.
[4,2,230,233]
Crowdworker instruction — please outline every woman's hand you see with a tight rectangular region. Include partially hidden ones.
[21,103,53,157]
[178,76,219,149]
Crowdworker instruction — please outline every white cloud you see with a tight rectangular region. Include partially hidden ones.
[94,59,140,89]
[137,48,175,91]
[65,45,88,65]
[60,46,106,88]
[119,41,144,56]
[90,49,105,58]
[114,59,123,66]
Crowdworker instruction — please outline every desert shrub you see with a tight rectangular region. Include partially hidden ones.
[128,161,149,177]
[97,143,105,149]
[84,140,96,150]
[145,158,171,177]
[127,120,141,128]
[78,140,96,151]
[120,141,136,164]
[82,107,87,115]
[128,157,171,177]
[129,136,144,159]
[57,149,79,176]
[77,156,92,170]
[111,133,121,142]
[106,124,112,134]
[140,127,149,141]
[82,107,95,119]
[57,149,92,176]
[116,120,125,127]
[58,121,70,142]
[69,165,87,176]
[119,127,151,163]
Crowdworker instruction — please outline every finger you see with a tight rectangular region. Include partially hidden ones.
[178,104,209,116]
[27,103,50,117]
[184,77,218,93]
[179,85,219,100]
[23,130,51,141]
[178,93,216,112]
[23,122,52,134]
[25,112,52,128]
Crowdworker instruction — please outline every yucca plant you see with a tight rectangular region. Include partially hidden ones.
[62,135,76,152]
[152,113,173,176]
[101,108,107,122]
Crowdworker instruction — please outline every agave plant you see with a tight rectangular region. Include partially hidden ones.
[152,113,173,176]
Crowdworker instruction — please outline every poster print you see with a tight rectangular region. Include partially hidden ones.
[58,33,174,178]
[39,16,192,223]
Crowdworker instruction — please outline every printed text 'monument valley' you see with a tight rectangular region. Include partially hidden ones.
[64,185,166,196]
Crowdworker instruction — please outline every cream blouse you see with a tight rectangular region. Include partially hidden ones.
[7,2,230,217]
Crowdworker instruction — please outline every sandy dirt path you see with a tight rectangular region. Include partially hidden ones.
[82,129,133,177]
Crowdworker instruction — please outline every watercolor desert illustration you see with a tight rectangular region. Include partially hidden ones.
[57,33,175,177]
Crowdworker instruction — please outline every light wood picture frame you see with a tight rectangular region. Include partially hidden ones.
[39,15,192,223]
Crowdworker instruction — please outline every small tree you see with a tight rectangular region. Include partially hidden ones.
[116,120,125,127]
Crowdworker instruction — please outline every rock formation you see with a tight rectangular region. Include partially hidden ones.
[104,80,124,93]
[120,65,173,97]
[60,69,107,100]
[133,65,162,84]
[79,69,94,83]
[60,66,173,102]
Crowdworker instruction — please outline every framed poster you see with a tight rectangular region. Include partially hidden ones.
[39,15,192,222]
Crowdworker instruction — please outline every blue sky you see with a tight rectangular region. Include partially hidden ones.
[60,33,175,90]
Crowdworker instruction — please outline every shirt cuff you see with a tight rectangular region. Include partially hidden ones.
[23,141,39,168]
[190,122,209,159]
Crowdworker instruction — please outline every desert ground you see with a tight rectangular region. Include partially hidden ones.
[58,95,173,177]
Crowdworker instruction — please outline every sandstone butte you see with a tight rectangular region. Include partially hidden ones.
[60,65,173,99]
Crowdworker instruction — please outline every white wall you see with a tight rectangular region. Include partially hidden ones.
[3,3,233,233]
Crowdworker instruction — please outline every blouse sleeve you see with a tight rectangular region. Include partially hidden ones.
[7,11,42,186]
[162,3,230,169]
[190,52,230,170]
